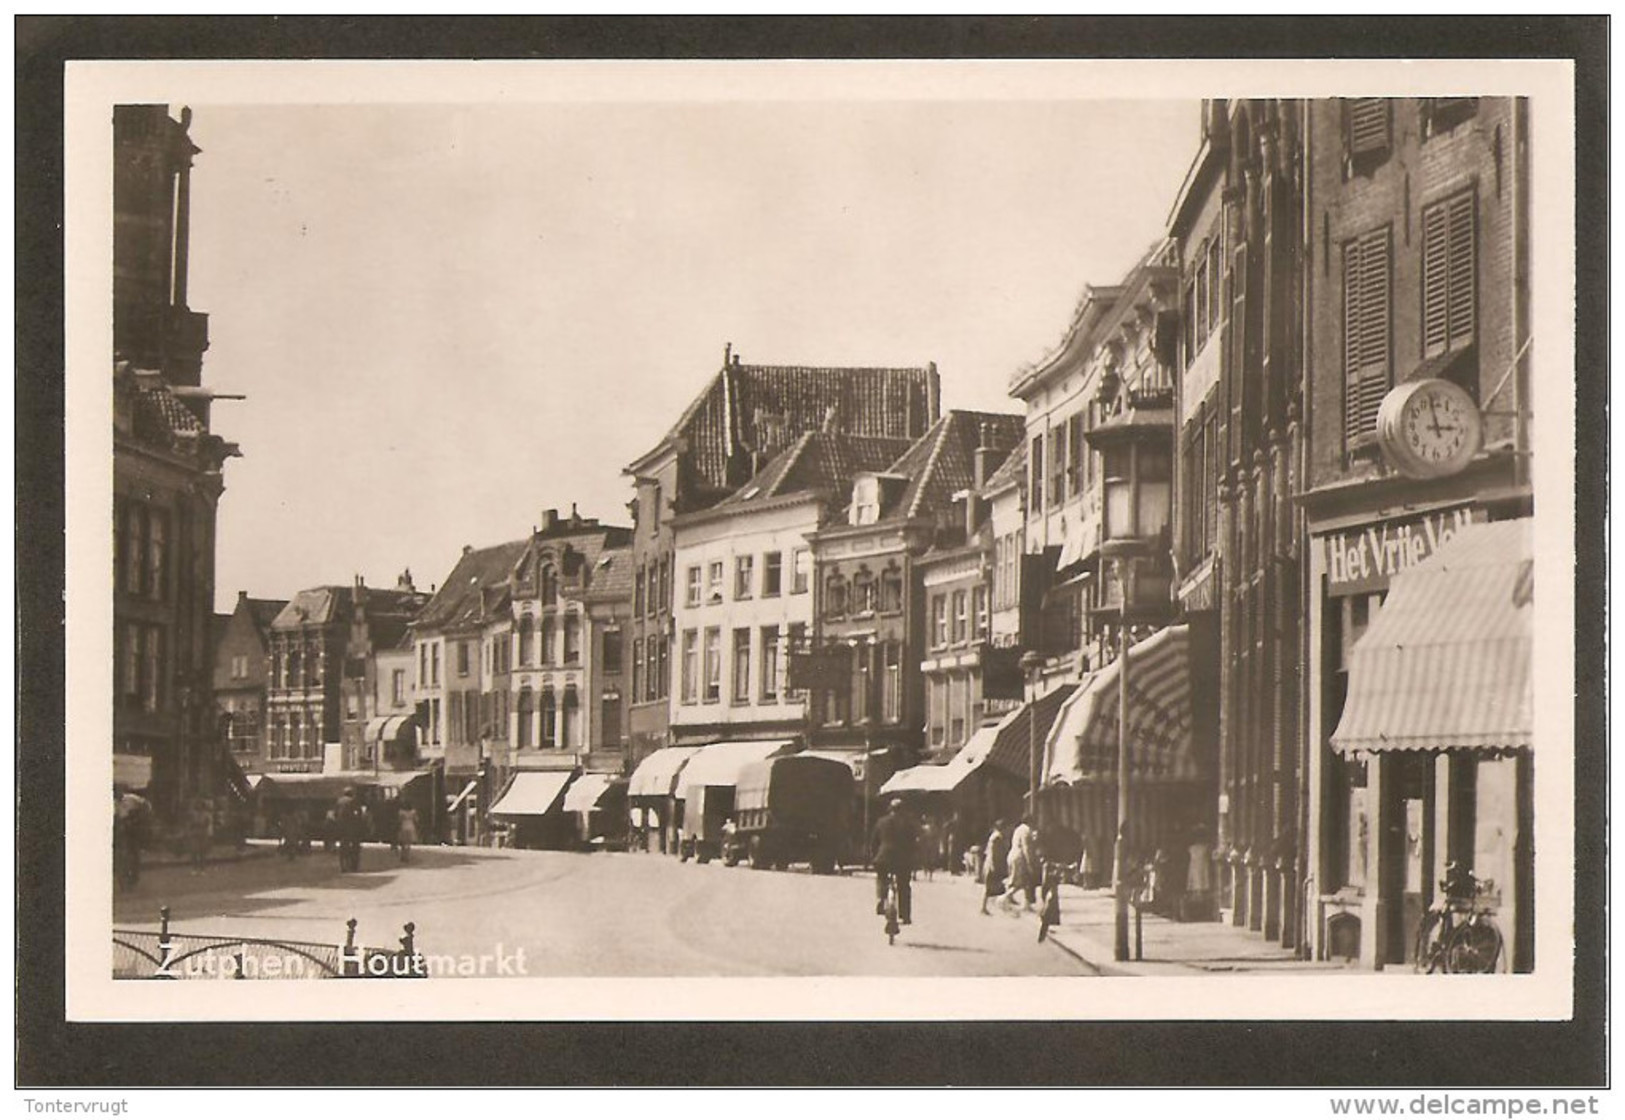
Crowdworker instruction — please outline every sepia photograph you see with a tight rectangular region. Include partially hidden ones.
[17,16,1606,1093]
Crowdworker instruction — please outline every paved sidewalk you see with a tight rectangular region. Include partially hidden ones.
[996,883,1351,976]
[137,837,282,868]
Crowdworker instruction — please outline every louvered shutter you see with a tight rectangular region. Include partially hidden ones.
[1422,189,1477,358]
[1343,228,1391,444]
[1445,191,1476,351]
[1347,99,1390,158]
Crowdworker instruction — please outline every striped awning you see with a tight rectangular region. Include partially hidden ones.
[1043,624,1198,785]
[364,714,417,743]
[1332,519,1532,755]
[627,745,705,799]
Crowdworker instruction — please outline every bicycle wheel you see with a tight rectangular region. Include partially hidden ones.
[1444,918,1503,974]
[1413,910,1447,973]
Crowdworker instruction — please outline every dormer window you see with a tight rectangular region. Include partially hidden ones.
[851,476,881,526]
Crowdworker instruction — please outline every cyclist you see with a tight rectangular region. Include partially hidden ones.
[871,797,918,926]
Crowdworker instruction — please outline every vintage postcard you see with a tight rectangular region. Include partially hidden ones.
[62,55,1580,1031]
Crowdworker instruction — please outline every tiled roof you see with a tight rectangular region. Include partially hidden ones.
[247,598,289,633]
[272,587,346,630]
[584,546,634,603]
[640,357,940,493]
[134,382,204,438]
[716,431,915,512]
[979,437,1027,498]
[416,540,529,632]
[879,409,1026,521]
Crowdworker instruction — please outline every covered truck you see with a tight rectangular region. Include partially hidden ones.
[724,753,854,874]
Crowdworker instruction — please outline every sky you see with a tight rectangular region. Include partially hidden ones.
[185,97,1200,609]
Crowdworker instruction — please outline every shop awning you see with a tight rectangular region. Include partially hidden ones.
[488,770,574,818]
[364,714,416,743]
[1043,624,1198,785]
[371,769,431,790]
[627,745,705,799]
[563,773,625,814]
[676,740,794,801]
[114,753,153,789]
[881,686,1079,796]
[1332,520,1533,755]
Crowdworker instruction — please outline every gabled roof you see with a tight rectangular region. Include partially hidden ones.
[415,540,529,633]
[272,587,348,630]
[629,353,940,493]
[712,430,916,515]
[876,409,1026,522]
[246,597,289,632]
[583,546,635,603]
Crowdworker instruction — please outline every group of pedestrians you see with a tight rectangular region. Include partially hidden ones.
[977,815,1064,941]
[289,788,419,872]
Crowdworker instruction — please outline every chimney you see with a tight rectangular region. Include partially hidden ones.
[463,544,473,556]
[973,422,997,490]
[723,341,732,368]
[925,361,942,428]
[237,590,248,607]
[570,502,581,525]
[397,569,414,592]
[822,404,840,433]
[540,508,559,532]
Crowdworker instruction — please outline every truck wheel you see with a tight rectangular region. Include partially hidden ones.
[748,836,768,870]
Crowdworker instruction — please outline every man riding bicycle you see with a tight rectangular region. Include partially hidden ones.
[871,798,918,925]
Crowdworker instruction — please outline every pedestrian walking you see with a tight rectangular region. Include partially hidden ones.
[334,787,365,872]
[917,815,938,881]
[280,807,308,859]
[1003,815,1039,910]
[980,818,1009,915]
[113,786,151,890]
[1037,861,1063,943]
[187,796,215,874]
[395,804,419,864]
[943,813,960,876]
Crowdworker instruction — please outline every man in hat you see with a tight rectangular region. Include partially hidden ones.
[870,797,919,925]
[334,786,365,872]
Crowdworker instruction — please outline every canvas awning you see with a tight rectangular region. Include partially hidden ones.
[1332,520,1533,755]
[488,770,574,818]
[627,745,705,799]
[364,714,417,743]
[797,749,864,776]
[113,753,153,789]
[880,722,1003,796]
[675,740,794,801]
[563,773,625,814]
[1043,624,1198,785]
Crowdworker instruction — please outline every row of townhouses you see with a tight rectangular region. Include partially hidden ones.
[121,97,1536,976]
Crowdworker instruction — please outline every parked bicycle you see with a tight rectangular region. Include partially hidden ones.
[1413,862,1503,974]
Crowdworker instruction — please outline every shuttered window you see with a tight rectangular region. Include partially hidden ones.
[1342,226,1392,445]
[1421,190,1476,359]
[1345,98,1391,159]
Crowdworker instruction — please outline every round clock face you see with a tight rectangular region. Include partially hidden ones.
[1380,379,1483,478]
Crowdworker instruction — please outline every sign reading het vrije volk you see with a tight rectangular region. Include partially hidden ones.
[1324,506,1483,595]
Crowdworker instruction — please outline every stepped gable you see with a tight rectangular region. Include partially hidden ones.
[645,356,940,492]
[879,409,1026,521]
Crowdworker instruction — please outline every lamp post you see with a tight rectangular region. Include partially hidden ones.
[1020,651,1046,828]
[1102,541,1150,963]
